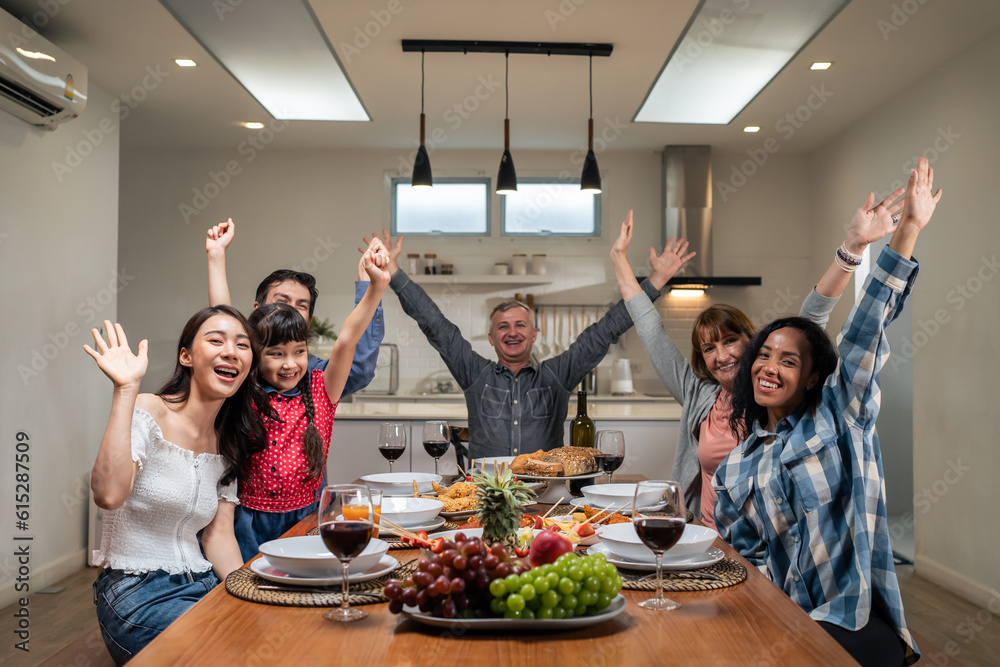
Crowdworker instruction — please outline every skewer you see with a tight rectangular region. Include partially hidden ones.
[377,516,427,543]
[593,501,632,525]
[539,498,566,521]
[577,501,621,528]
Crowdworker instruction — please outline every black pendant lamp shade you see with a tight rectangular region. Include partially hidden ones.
[581,56,602,193]
[496,52,517,195]
[411,52,432,188]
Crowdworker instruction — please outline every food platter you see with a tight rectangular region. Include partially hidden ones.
[587,544,724,572]
[513,471,603,482]
[439,500,535,522]
[512,471,602,503]
[568,497,666,516]
[250,554,398,586]
[400,594,627,631]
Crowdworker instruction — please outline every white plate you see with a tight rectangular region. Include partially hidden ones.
[250,554,398,586]
[382,516,446,534]
[587,544,724,572]
[514,471,603,482]
[568,497,667,516]
[400,594,627,630]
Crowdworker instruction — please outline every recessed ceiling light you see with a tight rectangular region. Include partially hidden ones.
[635,0,850,124]
[243,122,264,129]
[175,59,197,67]
[810,62,832,70]
[743,126,760,133]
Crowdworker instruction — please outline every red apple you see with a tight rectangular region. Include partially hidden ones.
[529,530,574,567]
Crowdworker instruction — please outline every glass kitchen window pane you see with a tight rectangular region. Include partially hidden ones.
[502,180,601,236]
[391,178,490,236]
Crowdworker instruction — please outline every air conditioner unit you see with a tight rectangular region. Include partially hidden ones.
[0,8,87,130]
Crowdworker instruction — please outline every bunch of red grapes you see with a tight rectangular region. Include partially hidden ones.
[383,533,527,618]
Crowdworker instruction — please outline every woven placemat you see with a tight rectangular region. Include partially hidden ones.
[617,557,746,592]
[225,559,418,607]
[306,522,465,549]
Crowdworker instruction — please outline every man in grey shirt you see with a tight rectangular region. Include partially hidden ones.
[369,230,669,460]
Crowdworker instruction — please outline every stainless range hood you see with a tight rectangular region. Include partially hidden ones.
[661,145,760,289]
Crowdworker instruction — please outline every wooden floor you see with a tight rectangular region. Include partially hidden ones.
[2,565,995,666]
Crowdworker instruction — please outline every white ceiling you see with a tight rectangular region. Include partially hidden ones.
[3,0,999,154]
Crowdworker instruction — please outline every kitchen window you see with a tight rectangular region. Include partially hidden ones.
[390,177,490,236]
[501,178,601,236]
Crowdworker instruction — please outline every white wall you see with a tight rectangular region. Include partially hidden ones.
[0,84,119,608]
[807,30,1000,607]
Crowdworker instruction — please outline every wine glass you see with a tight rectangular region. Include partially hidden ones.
[377,422,406,473]
[595,430,625,483]
[421,420,450,475]
[633,480,684,611]
[318,485,374,622]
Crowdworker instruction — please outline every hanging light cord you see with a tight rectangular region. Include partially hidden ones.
[505,51,510,120]
[421,50,425,115]
[588,54,593,119]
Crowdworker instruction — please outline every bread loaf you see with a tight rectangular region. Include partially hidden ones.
[514,447,597,477]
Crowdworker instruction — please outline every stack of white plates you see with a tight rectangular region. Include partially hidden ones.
[594,523,721,570]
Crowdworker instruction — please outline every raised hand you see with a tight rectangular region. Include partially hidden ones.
[206,218,235,257]
[610,210,635,260]
[845,189,905,254]
[649,238,696,287]
[362,249,391,287]
[361,229,404,275]
[83,321,148,391]
[900,157,943,230]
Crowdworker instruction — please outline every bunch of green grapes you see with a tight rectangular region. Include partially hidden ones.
[487,552,622,620]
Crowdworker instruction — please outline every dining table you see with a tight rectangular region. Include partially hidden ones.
[129,475,858,666]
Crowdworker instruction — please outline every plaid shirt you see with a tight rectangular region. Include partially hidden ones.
[713,246,919,664]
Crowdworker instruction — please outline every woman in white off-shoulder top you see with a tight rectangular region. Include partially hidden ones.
[85,306,273,664]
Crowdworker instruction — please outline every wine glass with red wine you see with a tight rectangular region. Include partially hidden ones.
[377,422,407,473]
[317,485,373,622]
[595,430,625,483]
[421,420,450,476]
[633,480,684,611]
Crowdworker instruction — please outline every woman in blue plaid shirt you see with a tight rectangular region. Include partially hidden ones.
[714,158,942,667]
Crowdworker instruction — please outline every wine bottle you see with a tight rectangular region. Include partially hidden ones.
[569,391,595,494]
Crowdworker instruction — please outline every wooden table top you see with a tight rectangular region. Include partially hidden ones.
[132,481,858,666]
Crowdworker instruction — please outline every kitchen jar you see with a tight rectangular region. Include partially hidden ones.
[511,253,528,275]
[531,254,547,275]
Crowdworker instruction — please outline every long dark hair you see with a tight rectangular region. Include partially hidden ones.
[157,305,274,485]
[249,303,325,482]
[728,317,838,442]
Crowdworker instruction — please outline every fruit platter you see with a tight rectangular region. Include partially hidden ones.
[380,464,626,627]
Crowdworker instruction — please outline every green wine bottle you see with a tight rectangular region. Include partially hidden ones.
[569,391,595,494]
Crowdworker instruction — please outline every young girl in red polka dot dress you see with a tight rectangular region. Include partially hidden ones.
[234,247,390,561]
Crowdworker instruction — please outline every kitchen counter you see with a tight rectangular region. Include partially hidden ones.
[339,397,682,421]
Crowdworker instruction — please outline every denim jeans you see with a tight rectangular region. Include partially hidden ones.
[93,568,219,665]
[234,501,318,563]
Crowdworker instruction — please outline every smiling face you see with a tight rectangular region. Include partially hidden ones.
[750,327,820,428]
[179,314,253,399]
[259,340,309,392]
[256,279,312,322]
[698,328,749,393]
[488,306,537,370]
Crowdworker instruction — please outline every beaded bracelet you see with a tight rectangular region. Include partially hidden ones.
[835,243,863,273]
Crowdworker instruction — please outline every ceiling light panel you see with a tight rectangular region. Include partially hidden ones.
[160,0,369,121]
[635,0,849,124]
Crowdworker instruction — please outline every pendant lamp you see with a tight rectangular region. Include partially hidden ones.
[580,55,602,193]
[411,50,432,188]
[496,52,517,195]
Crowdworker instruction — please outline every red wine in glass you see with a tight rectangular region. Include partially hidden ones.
[634,517,685,552]
[379,446,406,463]
[319,521,373,560]
[594,453,624,475]
[422,440,449,459]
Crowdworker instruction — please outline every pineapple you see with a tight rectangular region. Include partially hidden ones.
[472,465,535,552]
